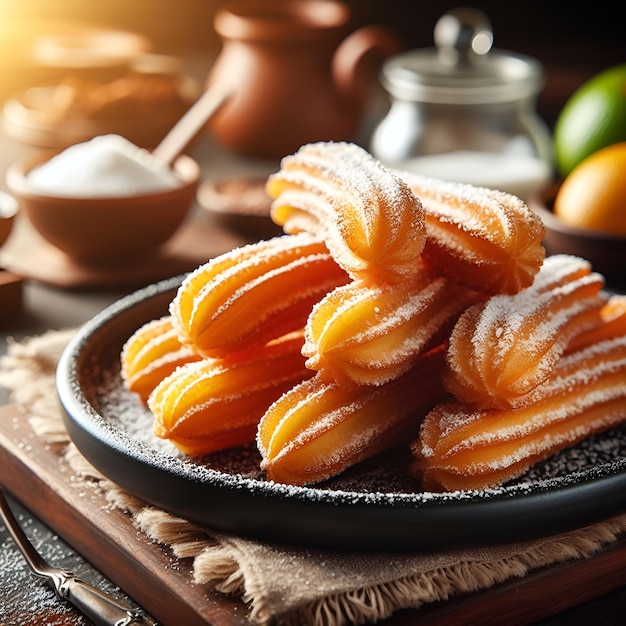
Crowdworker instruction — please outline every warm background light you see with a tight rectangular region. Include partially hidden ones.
[0,0,222,98]
[0,0,622,127]
[0,0,221,51]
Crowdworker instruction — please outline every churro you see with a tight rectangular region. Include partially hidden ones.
[444,255,606,409]
[170,232,349,357]
[267,142,426,283]
[566,295,626,353]
[399,171,545,295]
[303,265,481,385]
[412,336,626,492]
[121,316,201,402]
[259,347,449,485]
[150,331,312,456]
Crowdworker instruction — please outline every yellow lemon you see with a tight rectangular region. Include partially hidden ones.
[553,142,626,236]
[554,63,626,178]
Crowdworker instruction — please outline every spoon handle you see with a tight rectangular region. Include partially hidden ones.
[152,83,231,166]
[0,488,158,626]
[62,576,158,626]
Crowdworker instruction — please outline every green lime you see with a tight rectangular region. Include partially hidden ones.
[554,63,626,178]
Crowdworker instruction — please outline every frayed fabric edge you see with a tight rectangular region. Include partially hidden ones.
[0,328,75,445]
[260,515,626,626]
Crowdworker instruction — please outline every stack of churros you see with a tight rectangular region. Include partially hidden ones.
[413,332,626,491]
[119,141,626,492]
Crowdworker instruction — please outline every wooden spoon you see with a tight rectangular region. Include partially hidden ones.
[152,83,231,166]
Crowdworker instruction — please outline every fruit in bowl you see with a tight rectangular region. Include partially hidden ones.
[529,66,626,287]
[530,143,626,287]
[553,142,626,237]
[554,63,626,178]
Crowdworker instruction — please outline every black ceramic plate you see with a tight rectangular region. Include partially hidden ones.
[57,276,626,552]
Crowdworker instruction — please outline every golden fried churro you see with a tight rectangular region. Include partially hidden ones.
[445,255,607,409]
[170,232,349,357]
[399,171,545,295]
[258,347,449,486]
[303,265,481,386]
[150,331,312,456]
[121,316,201,402]
[266,142,426,283]
[412,336,626,492]
[566,295,626,353]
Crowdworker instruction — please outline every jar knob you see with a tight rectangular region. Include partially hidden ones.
[434,8,493,67]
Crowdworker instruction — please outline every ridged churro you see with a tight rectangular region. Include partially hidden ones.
[303,265,481,386]
[150,331,312,456]
[566,295,626,353]
[412,336,626,492]
[399,171,545,295]
[121,316,201,402]
[170,232,349,357]
[267,142,425,283]
[258,347,449,486]
[444,255,606,409]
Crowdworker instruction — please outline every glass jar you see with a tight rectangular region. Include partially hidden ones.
[370,8,553,201]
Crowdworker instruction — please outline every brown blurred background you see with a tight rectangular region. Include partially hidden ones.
[1,0,624,128]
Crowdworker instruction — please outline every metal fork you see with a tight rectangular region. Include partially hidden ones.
[0,487,158,626]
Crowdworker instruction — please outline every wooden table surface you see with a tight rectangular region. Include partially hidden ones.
[2,399,626,626]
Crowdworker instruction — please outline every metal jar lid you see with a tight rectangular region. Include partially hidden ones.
[381,8,544,105]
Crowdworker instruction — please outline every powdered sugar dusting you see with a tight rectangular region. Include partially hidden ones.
[396,168,545,294]
[397,169,538,237]
[445,255,607,407]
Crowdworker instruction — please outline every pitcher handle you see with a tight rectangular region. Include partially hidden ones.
[332,25,403,109]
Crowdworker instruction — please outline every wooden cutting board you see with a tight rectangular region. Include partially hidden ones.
[1,403,625,626]
[0,404,248,626]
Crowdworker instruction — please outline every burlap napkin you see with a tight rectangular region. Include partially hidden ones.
[2,329,626,626]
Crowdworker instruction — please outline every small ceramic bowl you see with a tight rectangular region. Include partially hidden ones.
[197,176,283,239]
[6,150,200,266]
[529,184,626,289]
[0,191,19,247]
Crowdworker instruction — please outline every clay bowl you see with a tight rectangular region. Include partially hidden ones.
[197,176,283,239]
[0,191,19,247]
[529,183,626,289]
[6,150,200,266]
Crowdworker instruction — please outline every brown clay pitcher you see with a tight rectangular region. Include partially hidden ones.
[205,0,402,158]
